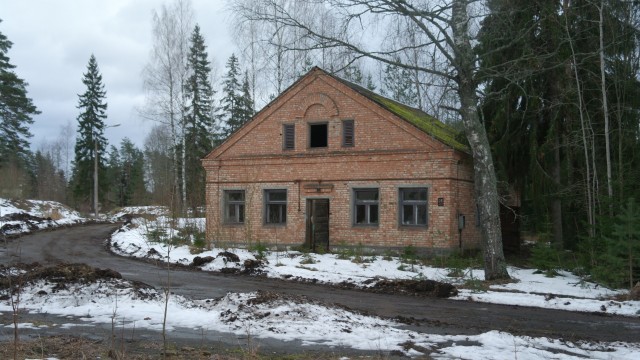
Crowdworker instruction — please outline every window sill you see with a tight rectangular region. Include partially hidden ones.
[352,224,379,228]
[222,222,245,227]
[263,223,287,227]
[399,224,429,230]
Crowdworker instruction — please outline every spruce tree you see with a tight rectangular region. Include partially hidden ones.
[219,54,245,137]
[71,54,108,213]
[112,138,146,207]
[0,19,39,197]
[184,24,215,209]
[238,71,254,124]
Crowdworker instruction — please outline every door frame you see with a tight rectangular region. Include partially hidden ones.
[305,197,330,252]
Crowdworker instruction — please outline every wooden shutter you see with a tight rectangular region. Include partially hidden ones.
[283,124,295,150]
[342,119,354,147]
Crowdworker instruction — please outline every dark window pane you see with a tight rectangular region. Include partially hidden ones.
[238,205,245,223]
[310,123,328,148]
[355,205,366,224]
[370,205,379,224]
[403,189,426,201]
[417,205,427,225]
[356,189,378,201]
[228,191,244,202]
[403,205,414,225]
[267,204,281,223]
[269,191,287,202]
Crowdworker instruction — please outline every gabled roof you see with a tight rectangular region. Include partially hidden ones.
[205,67,469,160]
[324,70,469,153]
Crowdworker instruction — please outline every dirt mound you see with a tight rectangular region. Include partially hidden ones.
[191,256,214,267]
[217,251,240,263]
[0,212,51,233]
[0,212,47,222]
[368,278,458,298]
[0,263,122,289]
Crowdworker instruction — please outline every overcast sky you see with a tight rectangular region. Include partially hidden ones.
[2,0,235,152]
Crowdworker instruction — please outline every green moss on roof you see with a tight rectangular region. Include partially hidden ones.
[329,71,470,153]
[368,93,469,153]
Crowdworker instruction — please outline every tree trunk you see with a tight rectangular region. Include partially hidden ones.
[599,0,613,208]
[552,131,564,248]
[452,0,509,280]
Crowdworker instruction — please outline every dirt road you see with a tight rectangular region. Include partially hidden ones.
[2,223,639,344]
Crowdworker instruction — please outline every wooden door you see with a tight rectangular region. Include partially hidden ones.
[306,199,330,252]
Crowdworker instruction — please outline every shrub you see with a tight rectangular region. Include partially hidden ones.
[530,242,562,277]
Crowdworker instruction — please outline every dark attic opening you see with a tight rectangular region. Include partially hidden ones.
[309,123,328,148]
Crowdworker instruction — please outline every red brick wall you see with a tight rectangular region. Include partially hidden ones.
[203,70,481,252]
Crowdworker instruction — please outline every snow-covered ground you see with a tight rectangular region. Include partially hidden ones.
[2,204,639,358]
[0,197,85,235]
[110,212,639,317]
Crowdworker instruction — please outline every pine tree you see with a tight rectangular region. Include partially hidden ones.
[184,24,216,210]
[0,19,39,197]
[71,54,108,213]
[219,54,246,137]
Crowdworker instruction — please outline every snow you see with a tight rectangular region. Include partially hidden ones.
[0,197,86,235]
[2,278,639,358]
[1,205,639,357]
[110,215,639,317]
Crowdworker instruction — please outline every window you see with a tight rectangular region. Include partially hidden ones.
[224,190,245,224]
[283,124,295,150]
[309,123,328,148]
[353,188,379,226]
[399,188,428,226]
[342,119,354,147]
[264,189,287,224]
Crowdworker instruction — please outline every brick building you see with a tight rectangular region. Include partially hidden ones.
[202,67,481,253]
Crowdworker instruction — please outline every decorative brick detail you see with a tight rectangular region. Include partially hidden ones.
[203,68,481,253]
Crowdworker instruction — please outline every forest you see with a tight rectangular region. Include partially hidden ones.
[1,0,639,286]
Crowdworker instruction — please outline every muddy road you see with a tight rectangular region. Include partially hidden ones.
[2,223,639,344]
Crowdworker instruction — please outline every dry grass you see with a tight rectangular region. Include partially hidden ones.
[0,335,404,360]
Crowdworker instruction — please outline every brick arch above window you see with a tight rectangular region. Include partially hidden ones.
[299,92,339,118]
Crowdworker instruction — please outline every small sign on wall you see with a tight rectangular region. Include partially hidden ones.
[437,197,445,206]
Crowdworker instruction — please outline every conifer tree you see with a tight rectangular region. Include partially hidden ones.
[219,54,246,137]
[113,138,146,207]
[381,60,418,108]
[0,19,39,197]
[184,24,215,209]
[238,71,254,123]
[71,54,108,213]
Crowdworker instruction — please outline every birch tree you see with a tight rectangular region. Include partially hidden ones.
[232,0,510,280]
[142,0,193,212]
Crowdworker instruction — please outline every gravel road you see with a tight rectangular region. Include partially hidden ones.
[2,223,639,345]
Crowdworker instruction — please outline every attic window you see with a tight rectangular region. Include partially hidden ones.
[342,119,354,147]
[283,124,295,150]
[309,123,328,148]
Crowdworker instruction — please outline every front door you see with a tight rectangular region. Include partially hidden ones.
[306,199,330,252]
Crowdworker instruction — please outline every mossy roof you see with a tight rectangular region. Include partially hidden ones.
[329,72,470,153]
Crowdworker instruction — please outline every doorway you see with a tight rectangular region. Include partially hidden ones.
[306,198,330,252]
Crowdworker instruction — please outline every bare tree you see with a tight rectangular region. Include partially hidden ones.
[144,124,175,206]
[142,0,194,212]
[231,0,509,279]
